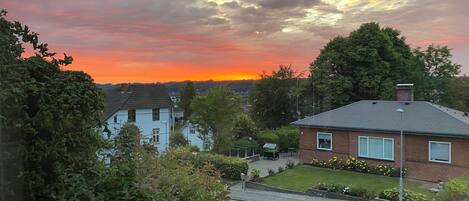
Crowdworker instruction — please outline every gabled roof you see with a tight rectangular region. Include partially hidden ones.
[102,84,172,121]
[292,100,469,138]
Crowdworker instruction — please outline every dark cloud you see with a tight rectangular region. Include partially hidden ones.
[1,0,468,81]
[252,0,320,9]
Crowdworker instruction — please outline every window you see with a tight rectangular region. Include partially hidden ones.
[151,128,160,143]
[358,136,394,160]
[128,109,136,122]
[152,108,160,121]
[429,141,451,164]
[190,127,196,134]
[317,132,332,151]
[113,115,117,123]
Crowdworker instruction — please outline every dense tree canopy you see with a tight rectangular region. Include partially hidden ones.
[250,65,302,129]
[190,86,240,153]
[308,22,460,112]
[0,9,228,201]
[0,9,103,200]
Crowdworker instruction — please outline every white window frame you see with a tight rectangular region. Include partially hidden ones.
[317,132,332,151]
[152,128,160,144]
[358,136,394,161]
[428,141,451,164]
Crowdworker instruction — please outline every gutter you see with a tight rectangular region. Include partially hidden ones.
[291,123,469,139]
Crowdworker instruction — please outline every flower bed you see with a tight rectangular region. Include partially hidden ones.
[310,156,406,177]
[313,183,374,199]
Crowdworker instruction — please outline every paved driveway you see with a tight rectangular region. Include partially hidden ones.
[249,153,300,177]
[229,183,343,201]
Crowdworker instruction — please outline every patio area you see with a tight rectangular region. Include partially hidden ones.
[248,152,299,177]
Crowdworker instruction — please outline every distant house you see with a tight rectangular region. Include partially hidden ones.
[102,84,173,152]
[180,122,210,151]
[293,84,469,182]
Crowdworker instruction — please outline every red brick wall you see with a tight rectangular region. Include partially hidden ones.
[298,127,469,182]
[405,135,469,181]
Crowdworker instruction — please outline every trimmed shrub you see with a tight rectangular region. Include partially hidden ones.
[310,156,406,177]
[379,188,428,201]
[173,147,248,180]
[436,175,469,201]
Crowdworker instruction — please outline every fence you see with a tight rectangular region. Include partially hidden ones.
[229,146,259,158]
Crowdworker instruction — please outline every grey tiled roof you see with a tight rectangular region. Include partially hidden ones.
[292,100,469,137]
[102,84,172,121]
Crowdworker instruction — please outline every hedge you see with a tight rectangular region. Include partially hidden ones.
[172,147,249,180]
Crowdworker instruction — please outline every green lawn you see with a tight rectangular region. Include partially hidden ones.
[263,165,433,198]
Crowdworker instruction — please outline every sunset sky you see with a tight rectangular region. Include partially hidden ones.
[1,0,469,83]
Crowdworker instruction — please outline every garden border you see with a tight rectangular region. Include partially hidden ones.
[246,181,385,201]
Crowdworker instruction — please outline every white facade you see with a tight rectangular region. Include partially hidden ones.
[181,122,209,151]
[105,108,172,152]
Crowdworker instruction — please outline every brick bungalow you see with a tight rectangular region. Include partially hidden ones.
[292,84,469,182]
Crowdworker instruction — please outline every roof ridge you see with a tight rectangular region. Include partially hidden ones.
[425,102,469,126]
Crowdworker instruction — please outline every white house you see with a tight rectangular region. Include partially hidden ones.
[180,122,208,151]
[102,84,173,152]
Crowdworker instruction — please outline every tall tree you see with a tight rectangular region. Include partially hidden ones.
[190,86,240,153]
[308,22,428,112]
[414,45,461,103]
[250,65,300,129]
[440,76,469,111]
[0,9,103,200]
[179,81,196,120]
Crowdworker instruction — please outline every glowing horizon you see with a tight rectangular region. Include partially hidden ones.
[4,0,469,83]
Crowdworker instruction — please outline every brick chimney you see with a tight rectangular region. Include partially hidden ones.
[396,84,414,101]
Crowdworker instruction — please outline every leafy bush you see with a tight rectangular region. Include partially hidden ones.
[250,168,261,178]
[233,137,259,148]
[256,126,299,151]
[379,188,428,201]
[268,169,275,176]
[275,126,299,151]
[187,145,200,152]
[256,130,279,146]
[315,183,373,199]
[172,147,249,180]
[436,176,469,201]
[232,114,259,140]
[310,156,406,177]
[169,128,189,148]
